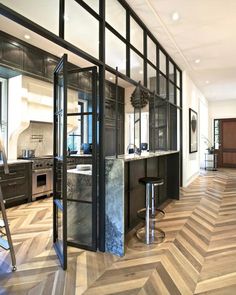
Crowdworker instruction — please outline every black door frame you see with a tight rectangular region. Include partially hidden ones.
[53,54,68,270]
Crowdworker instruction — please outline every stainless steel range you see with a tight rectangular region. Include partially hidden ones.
[31,157,53,201]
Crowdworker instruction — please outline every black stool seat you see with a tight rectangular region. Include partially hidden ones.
[139,177,164,185]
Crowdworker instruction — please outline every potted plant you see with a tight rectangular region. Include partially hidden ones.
[202,135,214,154]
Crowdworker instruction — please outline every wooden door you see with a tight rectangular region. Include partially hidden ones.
[218,119,236,168]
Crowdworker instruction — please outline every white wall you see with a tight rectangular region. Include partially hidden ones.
[208,99,236,142]
[182,71,209,187]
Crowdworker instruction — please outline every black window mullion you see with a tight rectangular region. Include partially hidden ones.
[143,30,147,87]
[59,0,65,38]
[73,0,101,21]
[126,9,130,77]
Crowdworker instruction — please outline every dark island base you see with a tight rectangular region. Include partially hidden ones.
[105,152,180,256]
[125,154,179,233]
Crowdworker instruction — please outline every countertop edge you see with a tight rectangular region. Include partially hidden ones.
[105,151,179,162]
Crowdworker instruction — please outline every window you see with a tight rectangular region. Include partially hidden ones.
[105,29,126,74]
[214,119,220,149]
[130,50,144,84]
[159,50,166,74]
[1,0,59,35]
[130,17,143,54]
[65,0,99,58]
[147,36,156,66]
[106,0,126,37]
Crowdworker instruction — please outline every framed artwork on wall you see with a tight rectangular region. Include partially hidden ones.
[189,108,198,153]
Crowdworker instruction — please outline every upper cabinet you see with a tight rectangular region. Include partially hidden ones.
[0,31,90,91]
[0,35,24,69]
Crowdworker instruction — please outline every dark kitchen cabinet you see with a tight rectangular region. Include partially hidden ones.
[104,81,124,156]
[23,47,45,76]
[0,35,24,69]
[0,161,32,207]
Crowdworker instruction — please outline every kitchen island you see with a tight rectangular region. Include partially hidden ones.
[105,151,179,256]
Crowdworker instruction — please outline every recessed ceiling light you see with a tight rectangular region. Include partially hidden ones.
[109,77,113,80]
[24,34,30,40]
[172,12,180,21]
[139,70,143,74]
[206,80,209,84]
[195,59,200,64]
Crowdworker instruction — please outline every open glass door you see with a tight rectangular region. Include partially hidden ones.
[66,66,98,251]
[53,54,98,269]
[53,54,68,270]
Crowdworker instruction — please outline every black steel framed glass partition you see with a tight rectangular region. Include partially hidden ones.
[53,54,98,269]
[0,0,183,254]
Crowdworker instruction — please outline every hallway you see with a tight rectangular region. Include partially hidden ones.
[0,169,236,294]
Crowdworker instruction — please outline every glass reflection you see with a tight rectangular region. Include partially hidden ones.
[147,36,156,65]
[106,29,126,74]
[106,0,126,37]
[130,50,143,84]
[147,65,156,92]
[159,50,166,74]
[65,0,99,58]
[130,17,143,53]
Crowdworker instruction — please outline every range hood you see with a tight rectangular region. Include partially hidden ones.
[8,75,78,159]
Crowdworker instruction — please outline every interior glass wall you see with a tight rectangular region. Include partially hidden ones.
[1,0,59,35]
[65,0,99,58]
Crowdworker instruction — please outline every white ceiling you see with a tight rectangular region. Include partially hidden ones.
[127,0,236,101]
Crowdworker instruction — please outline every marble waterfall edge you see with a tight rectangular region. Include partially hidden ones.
[105,159,125,256]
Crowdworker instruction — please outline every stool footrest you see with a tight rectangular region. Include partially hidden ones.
[137,208,165,220]
[136,227,165,244]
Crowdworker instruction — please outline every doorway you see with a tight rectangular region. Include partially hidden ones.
[53,54,98,270]
[214,118,236,168]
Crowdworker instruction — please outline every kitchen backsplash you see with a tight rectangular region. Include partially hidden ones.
[17,121,53,157]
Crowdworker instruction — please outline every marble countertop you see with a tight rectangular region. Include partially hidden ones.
[106,150,179,162]
[67,168,92,175]
[68,154,92,157]
[0,159,32,166]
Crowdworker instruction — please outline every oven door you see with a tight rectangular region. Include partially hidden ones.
[32,168,52,200]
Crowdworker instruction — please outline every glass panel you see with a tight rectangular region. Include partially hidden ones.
[65,0,99,58]
[134,108,140,150]
[82,0,99,13]
[149,97,167,151]
[176,69,181,87]
[169,61,175,82]
[57,204,64,252]
[169,105,177,150]
[106,29,126,74]
[67,114,92,155]
[1,0,59,35]
[177,109,181,151]
[176,89,181,106]
[169,82,175,104]
[158,73,167,98]
[159,50,166,74]
[147,36,156,65]
[0,78,8,153]
[106,0,126,37]
[130,17,143,54]
[67,201,92,247]
[147,65,156,92]
[130,50,144,84]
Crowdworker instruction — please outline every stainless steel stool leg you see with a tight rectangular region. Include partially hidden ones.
[145,183,150,244]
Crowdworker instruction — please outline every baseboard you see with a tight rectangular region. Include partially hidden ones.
[184,171,200,187]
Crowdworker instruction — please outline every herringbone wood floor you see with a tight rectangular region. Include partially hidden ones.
[0,169,236,294]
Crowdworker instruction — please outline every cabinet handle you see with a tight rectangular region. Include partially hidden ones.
[8,182,18,186]
[9,172,17,176]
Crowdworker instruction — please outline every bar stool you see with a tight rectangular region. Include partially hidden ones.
[136,177,165,244]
